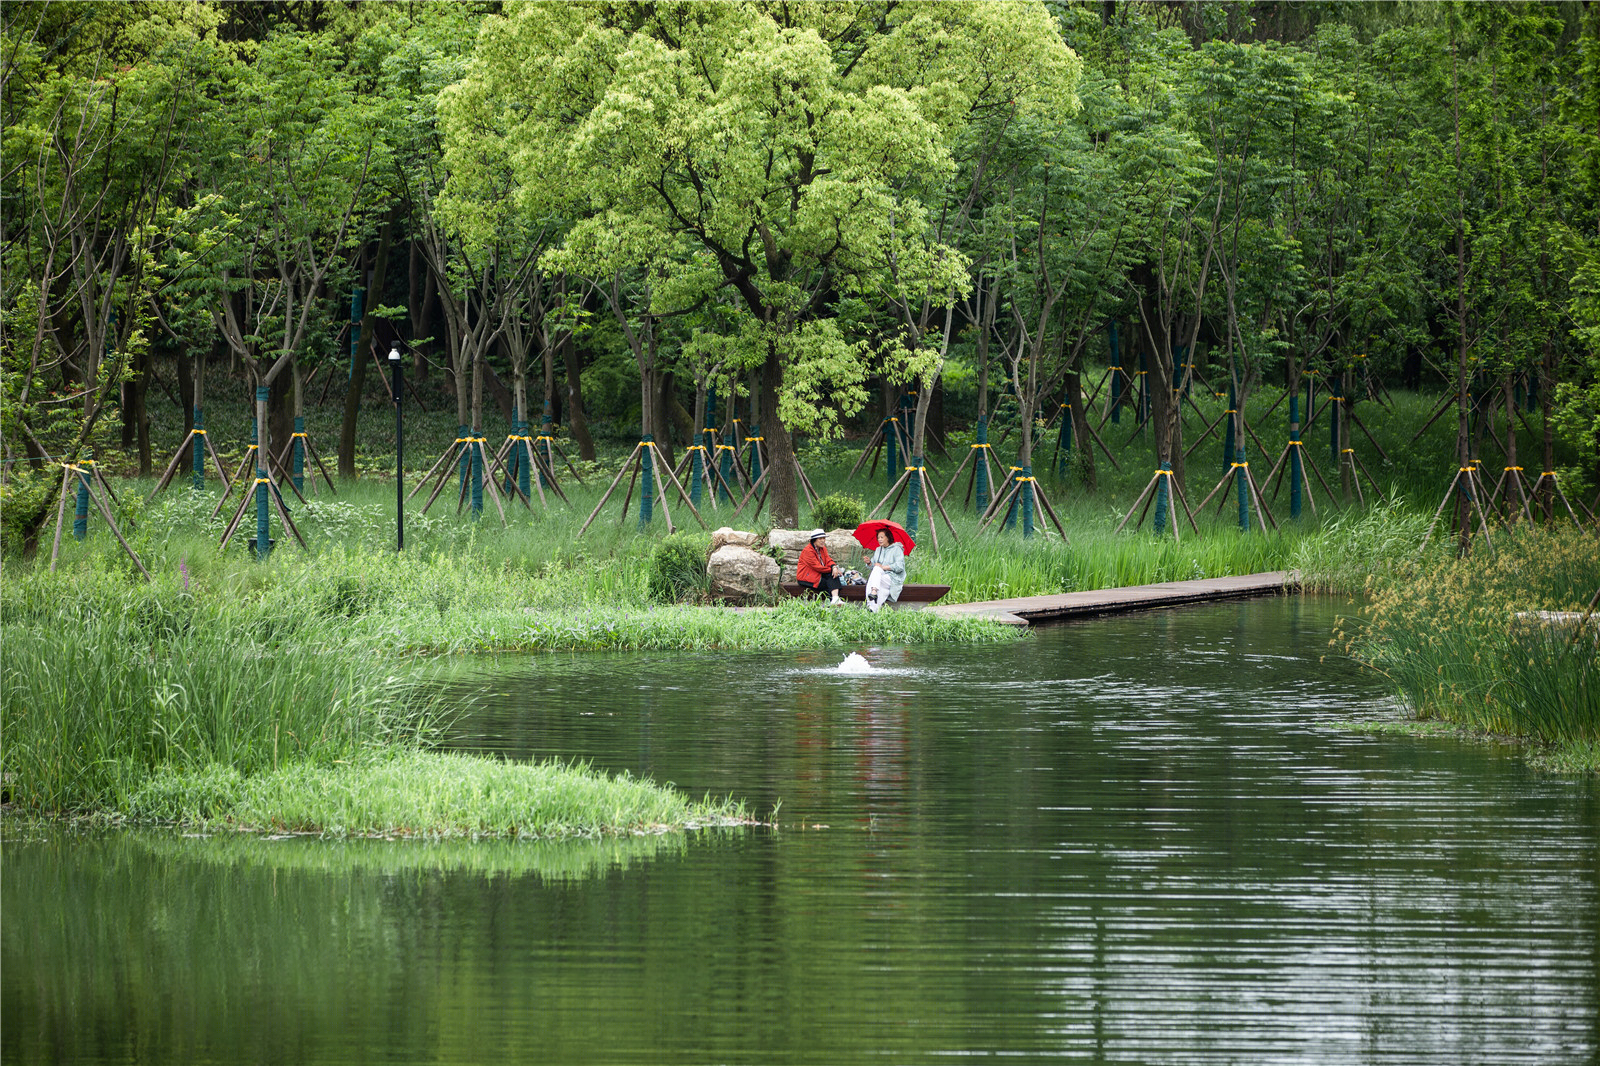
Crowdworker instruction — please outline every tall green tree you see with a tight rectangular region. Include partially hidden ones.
[445,0,1079,526]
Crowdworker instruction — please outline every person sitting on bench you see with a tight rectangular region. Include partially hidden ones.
[864,526,905,612]
[795,529,845,605]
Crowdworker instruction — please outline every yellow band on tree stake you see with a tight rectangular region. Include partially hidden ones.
[256,477,271,485]
[1505,466,1522,471]
[291,432,308,439]
[1289,440,1303,445]
[1231,462,1248,469]
[1016,476,1035,483]
[971,443,991,449]
[1343,448,1354,454]
[193,429,206,434]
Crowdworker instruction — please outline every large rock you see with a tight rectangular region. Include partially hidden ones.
[766,528,814,556]
[711,527,762,551]
[825,529,864,567]
[707,544,778,600]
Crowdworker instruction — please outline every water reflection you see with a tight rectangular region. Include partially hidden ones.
[5,597,1597,1065]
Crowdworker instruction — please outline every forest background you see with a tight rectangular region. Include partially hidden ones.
[4,0,1599,539]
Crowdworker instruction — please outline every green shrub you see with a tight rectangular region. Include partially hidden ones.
[810,492,864,531]
[646,531,711,602]
[0,467,55,558]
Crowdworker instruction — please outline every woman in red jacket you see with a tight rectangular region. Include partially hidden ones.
[795,529,845,605]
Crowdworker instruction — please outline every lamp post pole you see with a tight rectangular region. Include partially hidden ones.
[389,344,404,551]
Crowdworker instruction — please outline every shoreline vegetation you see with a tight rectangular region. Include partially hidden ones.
[4,386,1598,834]
[1337,529,1599,775]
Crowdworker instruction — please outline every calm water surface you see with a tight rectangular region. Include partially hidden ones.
[5,596,1597,1064]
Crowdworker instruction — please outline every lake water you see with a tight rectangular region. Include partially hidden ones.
[5,596,1597,1064]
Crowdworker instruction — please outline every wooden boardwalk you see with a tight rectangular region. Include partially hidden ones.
[926,571,1299,627]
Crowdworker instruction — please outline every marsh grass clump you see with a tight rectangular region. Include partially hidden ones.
[407,599,1024,654]
[124,750,753,838]
[1342,527,1599,756]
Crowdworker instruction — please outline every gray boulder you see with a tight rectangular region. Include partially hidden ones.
[711,527,762,551]
[707,544,778,600]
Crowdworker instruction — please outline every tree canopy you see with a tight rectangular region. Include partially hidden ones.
[3,0,1598,520]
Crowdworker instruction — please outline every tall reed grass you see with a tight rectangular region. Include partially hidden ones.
[1342,528,1599,751]
[0,563,428,812]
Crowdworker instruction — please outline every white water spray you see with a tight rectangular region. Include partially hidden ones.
[837,652,874,674]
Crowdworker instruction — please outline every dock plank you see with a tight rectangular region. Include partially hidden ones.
[928,571,1298,626]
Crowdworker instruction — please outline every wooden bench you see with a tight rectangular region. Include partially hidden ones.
[780,582,951,604]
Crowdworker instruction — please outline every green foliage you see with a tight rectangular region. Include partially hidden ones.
[0,468,54,557]
[646,531,711,603]
[0,564,433,812]
[1342,528,1600,748]
[810,492,865,532]
[124,750,751,838]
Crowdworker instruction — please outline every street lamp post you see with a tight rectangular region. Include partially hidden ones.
[389,344,404,551]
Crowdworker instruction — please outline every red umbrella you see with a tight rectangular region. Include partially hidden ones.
[852,519,916,555]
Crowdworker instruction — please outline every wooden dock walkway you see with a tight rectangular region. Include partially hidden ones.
[926,571,1299,626]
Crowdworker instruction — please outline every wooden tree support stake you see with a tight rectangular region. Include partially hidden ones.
[148,428,233,502]
[410,437,509,526]
[1418,465,1498,557]
[218,474,309,553]
[1114,466,1200,541]
[1334,448,1383,506]
[49,464,151,579]
[1261,440,1332,517]
[1525,471,1595,529]
[1193,458,1278,533]
[577,441,708,537]
[272,431,338,496]
[864,465,962,549]
[975,472,1067,540]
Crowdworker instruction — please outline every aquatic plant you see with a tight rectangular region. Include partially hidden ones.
[1342,527,1599,758]
[123,750,752,838]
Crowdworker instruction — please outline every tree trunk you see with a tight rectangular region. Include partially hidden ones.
[481,351,516,424]
[652,367,679,472]
[1067,367,1095,491]
[408,238,433,382]
[340,216,394,479]
[562,330,593,459]
[134,348,151,476]
[177,349,194,437]
[269,368,292,466]
[761,343,799,527]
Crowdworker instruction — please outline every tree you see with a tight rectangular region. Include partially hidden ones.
[445,0,1079,527]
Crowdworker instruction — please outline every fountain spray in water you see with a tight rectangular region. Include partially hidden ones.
[837,652,874,674]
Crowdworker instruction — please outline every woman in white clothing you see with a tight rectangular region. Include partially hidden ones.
[864,527,905,612]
